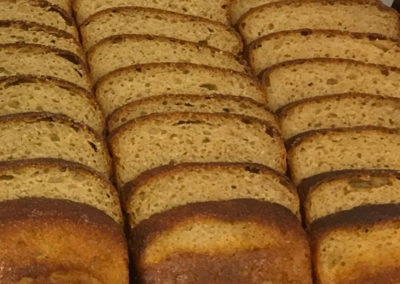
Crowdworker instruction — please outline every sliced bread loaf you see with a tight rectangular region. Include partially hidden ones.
[88,35,246,82]
[72,0,231,25]
[248,29,400,75]
[107,94,277,132]
[288,126,400,184]
[96,63,266,116]
[0,112,111,178]
[238,0,400,44]
[262,58,400,111]
[0,76,104,134]
[0,20,83,59]
[230,0,277,24]
[279,93,400,139]
[310,204,400,283]
[0,0,78,39]
[299,170,400,225]
[0,44,91,91]
[0,198,129,283]
[110,112,286,187]
[80,7,242,55]
[123,162,299,227]
[131,199,312,284]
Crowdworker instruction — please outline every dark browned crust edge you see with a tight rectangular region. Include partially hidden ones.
[80,6,243,53]
[86,34,248,73]
[107,93,274,129]
[277,92,400,117]
[131,199,305,259]
[121,162,296,207]
[286,125,400,151]
[238,0,400,40]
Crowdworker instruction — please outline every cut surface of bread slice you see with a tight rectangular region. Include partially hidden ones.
[230,0,277,24]
[0,76,104,134]
[299,170,400,225]
[0,112,111,178]
[0,0,78,39]
[238,0,400,44]
[262,58,400,111]
[0,44,91,91]
[0,20,83,59]
[80,7,242,55]
[310,204,400,284]
[288,126,400,184]
[88,35,246,82]
[96,63,266,116]
[131,199,312,284]
[279,93,400,139]
[110,112,286,187]
[248,29,400,75]
[108,94,277,132]
[123,162,299,227]
[72,0,231,25]
[0,197,129,284]
[0,159,122,224]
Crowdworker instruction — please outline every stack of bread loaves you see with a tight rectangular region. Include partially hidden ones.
[235,0,400,282]
[75,0,312,282]
[0,1,128,283]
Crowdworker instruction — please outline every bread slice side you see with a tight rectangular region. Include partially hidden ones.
[109,112,286,187]
[287,126,400,184]
[0,0,78,39]
[0,159,122,223]
[0,112,111,178]
[262,58,400,111]
[279,93,400,139]
[238,0,400,44]
[248,29,400,75]
[96,63,266,116]
[107,94,276,132]
[72,0,231,25]
[310,204,400,283]
[80,7,242,55]
[0,197,129,284]
[88,34,247,82]
[298,169,400,225]
[0,75,104,134]
[230,0,278,24]
[0,44,91,91]
[131,199,312,284]
[123,162,299,227]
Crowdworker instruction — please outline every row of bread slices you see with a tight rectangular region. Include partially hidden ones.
[236,0,400,283]
[0,1,132,283]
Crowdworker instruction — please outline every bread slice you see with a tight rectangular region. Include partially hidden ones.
[230,0,277,24]
[0,20,83,59]
[107,94,277,132]
[88,35,246,82]
[262,58,400,111]
[0,197,129,283]
[131,199,312,284]
[0,159,122,224]
[0,0,78,39]
[298,170,400,225]
[310,204,400,283]
[0,112,111,178]
[287,126,400,185]
[80,7,242,55]
[96,63,266,116]
[279,93,400,139]
[248,29,400,75]
[72,0,231,25]
[238,0,400,44]
[110,112,286,187]
[47,0,72,15]
[0,44,91,91]
[0,76,104,134]
[123,162,299,227]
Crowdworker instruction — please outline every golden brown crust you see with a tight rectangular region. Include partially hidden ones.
[121,162,295,206]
